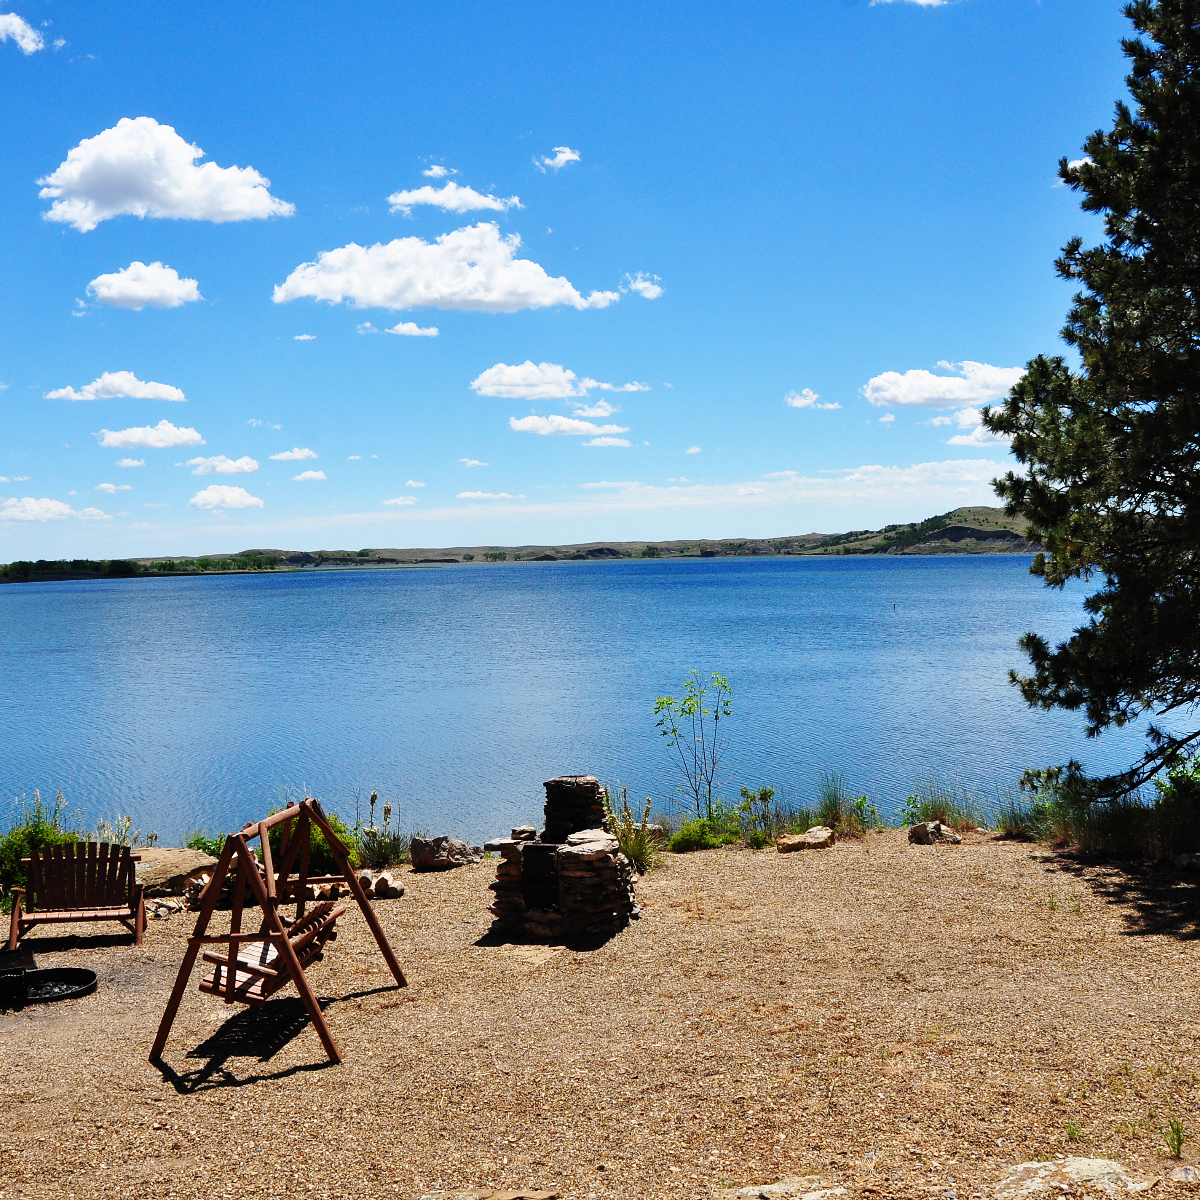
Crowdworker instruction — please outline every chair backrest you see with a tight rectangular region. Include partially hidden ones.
[23,842,138,912]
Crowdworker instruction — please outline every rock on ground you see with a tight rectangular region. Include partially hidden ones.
[908,820,963,845]
[410,835,484,871]
[718,1179,846,1199]
[994,1157,1158,1196]
[777,826,836,852]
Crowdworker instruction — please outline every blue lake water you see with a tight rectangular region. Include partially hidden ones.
[0,556,1151,844]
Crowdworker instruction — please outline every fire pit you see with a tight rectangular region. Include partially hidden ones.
[485,775,638,941]
[0,966,97,1010]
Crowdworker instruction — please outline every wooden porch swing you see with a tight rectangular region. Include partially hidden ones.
[150,798,405,1065]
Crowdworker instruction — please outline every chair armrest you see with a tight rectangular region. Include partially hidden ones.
[9,888,24,897]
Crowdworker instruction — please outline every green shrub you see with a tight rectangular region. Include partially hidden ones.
[669,817,740,853]
[603,787,665,873]
[266,804,359,875]
[184,831,228,858]
[1,791,80,909]
[903,776,982,832]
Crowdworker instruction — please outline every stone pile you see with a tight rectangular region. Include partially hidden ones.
[485,776,639,940]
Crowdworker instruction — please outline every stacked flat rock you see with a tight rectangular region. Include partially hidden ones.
[485,826,537,928]
[541,775,608,844]
[557,829,637,936]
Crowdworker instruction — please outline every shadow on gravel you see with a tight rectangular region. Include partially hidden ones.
[1052,853,1200,940]
[152,983,401,1092]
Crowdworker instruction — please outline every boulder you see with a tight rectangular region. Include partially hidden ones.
[777,826,836,852]
[1169,1166,1200,1182]
[995,1157,1156,1196]
[135,847,219,897]
[410,835,484,872]
[908,821,962,845]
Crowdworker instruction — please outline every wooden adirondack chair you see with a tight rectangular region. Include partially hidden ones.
[7,841,145,950]
[151,797,406,1064]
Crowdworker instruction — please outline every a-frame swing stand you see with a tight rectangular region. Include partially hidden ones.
[151,798,406,1065]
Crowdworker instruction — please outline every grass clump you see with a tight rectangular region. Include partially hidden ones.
[815,772,878,839]
[1,791,81,910]
[603,787,665,872]
[356,792,421,869]
[903,775,982,832]
[1164,1117,1187,1159]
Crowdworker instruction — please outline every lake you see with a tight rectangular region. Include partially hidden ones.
[0,555,1150,844]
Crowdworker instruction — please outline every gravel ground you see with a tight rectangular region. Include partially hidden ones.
[1,830,1197,1199]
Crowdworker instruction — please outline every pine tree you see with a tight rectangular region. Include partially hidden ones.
[983,0,1200,796]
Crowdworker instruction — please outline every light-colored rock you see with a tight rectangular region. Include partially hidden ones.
[777,826,836,852]
[372,870,404,899]
[510,825,538,841]
[566,827,614,846]
[719,1179,844,1200]
[1169,1164,1199,1182]
[908,820,963,845]
[135,847,219,896]
[410,835,484,871]
[994,1157,1158,1196]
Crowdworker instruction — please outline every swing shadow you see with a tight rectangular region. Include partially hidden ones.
[152,983,401,1093]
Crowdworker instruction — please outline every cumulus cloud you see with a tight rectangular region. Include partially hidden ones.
[86,261,201,310]
[582,480,639,489]
[294,334,316,341]
[95,483,132,494]
[423,165,456,178]
[460,458,487,467]
[509,414,630,437]
[293,470,326,481]
[685,446,701,454]
[861,360,1024,408]
[457,491,519,500]
[273,223,619,313]
[0,497,109,522]
[386,321,438,337]
[624,272,663,299]
[869,0,947,6]
[116,458,145,468]
[0,12,43,54]
[471,360,647,400]
[387,181,521,216]
[269,447,317,461]
[39,117,294,233]
[188,455,258,476]
[382,495,417,506]
[880,413,895,423]
[585,437,631,447]
[47,370,186,402]
[785,388,840,411]
[98,420,204,449]
[406,480,425,487]
[944,406,1010,447]
[537,147,580,172]
[573,400,619,418]
[189,484,264,510]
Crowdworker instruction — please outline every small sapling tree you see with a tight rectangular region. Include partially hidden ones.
[654,670,733,820]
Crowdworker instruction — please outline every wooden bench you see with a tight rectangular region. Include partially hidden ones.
[7,842,145,949]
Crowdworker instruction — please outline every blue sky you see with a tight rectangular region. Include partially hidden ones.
[0,0,1127,556]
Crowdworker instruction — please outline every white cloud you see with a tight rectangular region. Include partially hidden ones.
[269,447,317,461]
[0,497,110,522]
[294,333,316,341]
[95,483,132,493]
[116,458,145,468]
[356,322,378,334]
[870,0,947,6]
[472,360,647,400]
[387,181,521,216]
[53,37,64,50]
[39,117,294,233]
[406,480,425,487]
[785,388,840,411]
[188,455,259,476]
[248,418,262,426]
[860,360,1024,408]
[0,13,43,54]
[537,147,580,172]
[47,370,186,402]
[1057,157,1094,184]
[423,165,456,178]
[274,223,619,313]
[585,437,631,447]
[509,414,630,437]
[86,261,201,310]
[879,413,895,423]
[189,484,264,510]
[685,446,701,454]
[386,321,438,337]
[382,495,417,506]
[572,400,618,418]
[348,455,361,460]
[457,491,519,500]
[293,470,326,481]
[944,406,1010,447]
[625,272,663,300]
[460,458,488,467]
[98,420,204,449]
[581,480,639,488]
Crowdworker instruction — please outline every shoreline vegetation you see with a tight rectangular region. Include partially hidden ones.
[0,504,1032,584]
